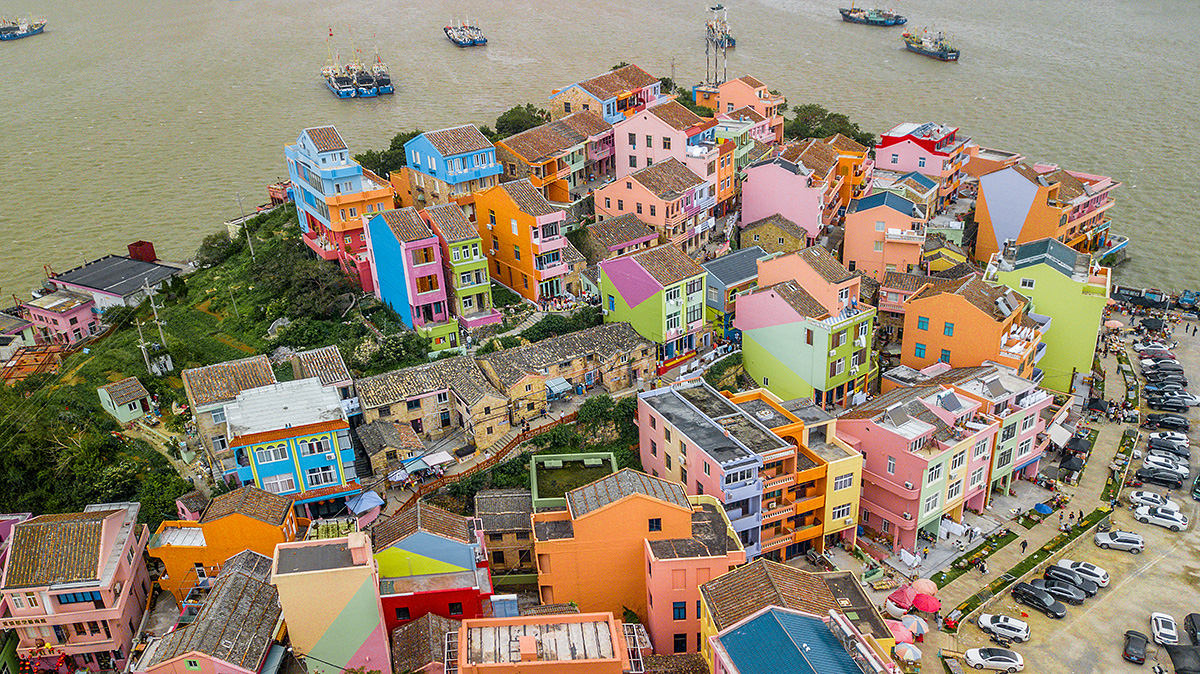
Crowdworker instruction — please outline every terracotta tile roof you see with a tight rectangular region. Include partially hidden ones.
[499,179,557,217]
[182,355,276,408]
[521,603,581,616]
[567,468,691,518]
[503,111,611,164]
[576,64,659,100]
[4,510,117,588]
[356,355,502,409]
[423,124,494,157]
[824,133,867,154]
[1043,168,1088,201]
[752,280,829,319]
[908,275,1021,321]
[724,106,765,123]
[780,138,840,178]
[736,75,766,88]
[645,654,711,674]
[741,213,808,242]
[1011,162,1044,183]
[797,245,853,284]
[295,345,351,386]
[391,613,455,674]
[630,158,705,200]
[423,203,478,242]
[474,489,534,532]
[562,239,586,267]
[305,126,346,153]
[647,100,706,131]
[100,376,149,407]
[380,207,434,243]
[200,486,291,527]
[932,261,978,279]
[372,501,472,549]
[588,213,658,251]
[749,139,773,163]
[700,558,840,631]
[854,271,880,304]
[177,490,210,513]
[478,322,651,389]
[287,481,360,503]
[355,420,424,457]
[630,245,705,287]
[882,271,934,293]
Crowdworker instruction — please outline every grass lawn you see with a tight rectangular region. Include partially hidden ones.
[934,529,1018,588]
[535,460,616,499]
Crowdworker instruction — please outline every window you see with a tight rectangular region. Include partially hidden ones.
[970,466,985,487]
[395,607,411,621]
[662,136,672,150]
[665,454,672,469]
[185,661,200,671]
[648,518,662,532]
[673,602,686,620]
[951,450,966,470]
[492,551,505,565]
[832,503,852,519]
[910,436,926,452]
[673,633,688,654]
[519,550,532,565]
[55,591,103,605]
[636,202,643,214]
[918,156,927,168]
[262,474,296,494]
[890,153,898,164]
[917,316,929,330]
[608,295,615,311]
[1017,438,1033,457]
[563,101,571,113]
[833,473,854,490]
[923,492,940,515]
[1001,424,1017,441]
[875,220,885,232]
[254,444,288,464]
[1020,278,1035,289]
[488,533,504,543]
[299,437,327,456]
[914,343,926,358]
[306,466,337,487]
[650,440,657,456]
[514,245,521,260]
[628,132,636,148]
[881,519,891,533]
[887,456,896,474]
[830,358,845,377]
[996,447,1013,468]
[646,134,653,148]
[629,155,638,168]
[1021,414,1036,431]
[649,204,656,217]
[210,408,226,424]
[617,199,624,210]
[947,479,962,500]
[874,241,884,252]
[779,237,786,245]
[437,391,449,405]
[449,602,463,616]
[944,322,955,336]
[724,468,752,484]
[927,463,943,484]
[940,349,951,363]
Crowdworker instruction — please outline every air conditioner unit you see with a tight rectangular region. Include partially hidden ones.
[829,349,838,357]
[325,453,335,460]
[855,337,867,348]
[679,455,687,466]
[768,500,778,509]
[851,365,860,375]
[902,512,913,520]
[844,517,854,525]
[904,481,914,490]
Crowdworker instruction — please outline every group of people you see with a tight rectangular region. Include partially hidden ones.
[1057,508,1086,532]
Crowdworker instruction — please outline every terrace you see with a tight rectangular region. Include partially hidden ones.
[530,453,617,510]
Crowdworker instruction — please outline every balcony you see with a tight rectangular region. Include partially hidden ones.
[727,508,762,530]
[763,472,793,490]
[762,495,795,521]
[534,261,568,280]
[878,298,905,314]
[794,491,825,513]
[885,226,926,244]
[723,478,761,503]
[302,230,340,261]
[532,235,567,255]
[340,396,362,417]
[458,308,503,329]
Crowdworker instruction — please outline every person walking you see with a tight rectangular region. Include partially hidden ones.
[1020,539,1028,553]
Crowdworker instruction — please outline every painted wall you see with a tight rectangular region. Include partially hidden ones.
[974,167,1048,263]
[595,179,673,240]
[380,586,488,634]
[740,162,822,240]
[375,530,477,578]
[843,204,924,280]
[404,133,501,187]
[643,538,744,654]
[475,185,569,302]
[227,425,353,500]
[600,263,663,344]
[366,213,415,326]
[901,295,1010,373]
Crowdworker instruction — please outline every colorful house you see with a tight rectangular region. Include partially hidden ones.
[613,100,721,184]
[871,169,938,214]
[736,247,876,406]
[475,179,570,302]
[0,503,150,673]
[842,191,927,280]
[875,122,971,211]
[974,162,1122,263]
[701,246,766,339]
[222,378,359,519]
[963,144,1025,179]
[474,490,536,577]
[824,133,874,209]
[272,533,392,674]
[97,376,152,425]
[181,355,277,471]
[370,503,492,633]
[575,213,660,263]
[876,271,934,341]
[549,64,666,124]
[46,254,178,312]
[738,213,809,256]
[922,236,970,272]
[365,207,460,351]
[987,238,1111,393]
[22,290,96,345]
[454,613,639,674]
[285,126,393,290]
[599,245,709,370]
[715,106,772,150]
[900,274,1047,382]
[495,111,614,208]
[147,486,301,603]
[739,140,843,244]
[710,606,894,674]
[693,75,786,143]
[594,158,715,255]
[290,345,361,421]
[531,470,745,654]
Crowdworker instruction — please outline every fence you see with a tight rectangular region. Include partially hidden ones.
[396,411,579,511]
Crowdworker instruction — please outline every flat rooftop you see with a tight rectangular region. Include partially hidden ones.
[780,398,834,426]
[155,525,206,547]
[380,567,491,595]
[820,571,890,642]
[225,377,345,438]
[52,254,177,298]
[464,618,615,664]
[274,540,354,574]
[641,390,756,465]
[733,398,794,430]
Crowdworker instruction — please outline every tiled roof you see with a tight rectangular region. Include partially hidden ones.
[356,355,502,408]
[305,126,346,153]
[200,487,291,527]
[630,245,705,287]
[566,468,691,518]
[699,558,839,631]
[521,603,581,616]
[908,274,1021,321]
[148,551,279,670]
[499,179,557,217]
[588,214,658,251]
[853,271,880,304]
[824,133,867,154]
[424,125,493,157]
[932,261,978,279]
[780,138,840,178]
[882,271,933,293]
[3,510,115,588]
[736,75,766,88]
[645,654,711,674]
[630,158,705,200]
[797,245,853,284]
[716,607,865,674]
[182,355,276,408]
[372,501,472,549]
[702,246,766,286]
[391,613,455,674]
[100,376,149,406]
[848,191,919,217]
[474,489,534,532]
[647,502,735,560]
[295,345,351,386]
[478,322,650,390]
[423,203,478,243]
[724,106,765,123]
[648,100,706,131]
[355,420,424,457]
[753,281,829,319]
[1043,168,1088,201]
[502,111,611,164]
[562,239,586,267]
[177,491,210,514]
[741,213,808,242]
[576,64,659,100]
[380,207,434,243]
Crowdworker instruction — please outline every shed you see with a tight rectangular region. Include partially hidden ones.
[97,376,152,424]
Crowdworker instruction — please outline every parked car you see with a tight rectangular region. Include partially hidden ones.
[1142,357,1179,369]
[1183,613,1200,645]
[978,613,1030,642]
[1144,414,1190,431]
[1143,454,1189,478]
[1145,382,1189,397]
[1128,490,1181,511]
[1150,391,1200,406]
[1148,397,1191,413]
[964,647,1024,672]
[1145,360,1185,372]
[1135,506,1190,531]
[1056,559,1110,587]
[1147,439,1191,460]
[1134,341,1176,352]
[1031,579,1086,605]
[1193,473,1200,501]
[1148,431,1190,445]
[1135,467,1184,489]
[1152,612,1180,646]
[1012,582,1067,618]
[1140,349,1178,360]
[1144,374,1190,388]
[1123,630,1149,664]
[1149,448,1191,466]
[1095,530,1145,553]
[1042,566,1098,596]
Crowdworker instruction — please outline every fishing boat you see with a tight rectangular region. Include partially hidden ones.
[902,29,959,61]
[0,17,46,41]
[839,6,906,26]
[371,51,394,95]
[352,68,378,98]
[444,18,486,47]
[324,68,357,98]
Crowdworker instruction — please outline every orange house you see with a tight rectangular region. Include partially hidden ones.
[713,76,786,143]
[900,275,1047,381]
[455,613,636,674]
[825,133,873,208]
[475,179,570,302]
[147,486,303,602]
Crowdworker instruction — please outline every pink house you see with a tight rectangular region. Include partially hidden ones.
[595,158,716,255]
[876,122,972,210]
[741,139,843,242]
[716,76,785,143]
[22,289,97,345]
[1,503,150,673]
[716,106,774,146]
[614,100,722,184]
[842,192,928,280]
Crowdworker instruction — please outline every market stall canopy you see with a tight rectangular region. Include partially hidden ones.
[901,614,929,635]
[1104,319,1124,329]
[885,620,914,644]
[1033,502,1054,515]
[546,377,572,397]
[1048,424,1073,447]
[893,643,922,662]
[424,451,456,467]
[887,586,916,610]
[402,457,431,473]
[1060,455,1085,473]
[1087,398,1110,413]
[346,490,384,514]
[912,593,941,613]
[911,578,938,596]
[1142,318,1165,330]
[1065,436,1092,454]
[387,467,409,482]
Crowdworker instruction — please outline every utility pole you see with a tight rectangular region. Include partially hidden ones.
[671,57,676,88]
[235,192,256,260]
[227,286,241,319]
[144,280,167,348]
[135,320,152,373]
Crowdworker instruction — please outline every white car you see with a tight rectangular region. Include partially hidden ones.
[1056,559,1111,588]
[1143,454,1189,478]
[1128,490,1181,512]
[1135,506,1190,531]
[1149,431,1190,445]
[1152,612,1179,645]
[978,613,1030,642]
[1148,448,1192,466]
[964,647,1024,672]
[1134,341,1175,352]
[1095,530,1145,553]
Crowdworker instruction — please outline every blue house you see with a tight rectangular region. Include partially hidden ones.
[548,64,665,124]
[403,125,502,217]
[223,377,360,519]
[702,245,767,339]
[711,605,889,674]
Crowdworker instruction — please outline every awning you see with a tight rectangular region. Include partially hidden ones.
[1014,455,1041,472]
[260,644,286,674]
[1048,423,1072,447]
[403,457,431,472]
[346,490,385,514]
[387,467,409,482]
[546,377,572,396]
[424,450,456,467]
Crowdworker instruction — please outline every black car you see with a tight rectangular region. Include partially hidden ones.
[1148,439,1191,459]
[1012,581,1067,618]
[1124,629,1150,664]
[1145,374,1190,387]
[1149,398,1191,413]
[1145,414,1191,431]
[1136,467,1185,489]
[1043,566,1098,596]
[1031,578,1087,605]
[1185,613,1200,645]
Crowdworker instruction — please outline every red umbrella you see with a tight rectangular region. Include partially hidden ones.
[887,586,916,610]
[885,619,915,644]
[913,593,941,613]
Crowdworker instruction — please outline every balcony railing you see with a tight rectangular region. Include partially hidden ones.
[885,227,926,243]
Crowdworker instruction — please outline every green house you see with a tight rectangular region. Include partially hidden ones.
[97,376,152,425]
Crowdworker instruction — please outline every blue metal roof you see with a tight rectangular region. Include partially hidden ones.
[897,171,937,190]
[849,191,918,217]
[716,607,865,674]
[703,246,767,286]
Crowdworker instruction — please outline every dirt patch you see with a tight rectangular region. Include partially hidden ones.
[215,333,256,354]
[195,299,223,320]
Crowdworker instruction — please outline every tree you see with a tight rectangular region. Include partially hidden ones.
[611,61,630,70]
[492,104,549,140]
[783,103,874,147]
[770,89,789,113]
[195,231,241,267]
[353,129,422,179]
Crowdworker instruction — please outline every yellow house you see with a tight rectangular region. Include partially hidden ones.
[922,235,969,273]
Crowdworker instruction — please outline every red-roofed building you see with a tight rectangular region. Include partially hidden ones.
[474,180,569,302]
[693,75,786,143]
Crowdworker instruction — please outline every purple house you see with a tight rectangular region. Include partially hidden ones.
[22,289,98,345]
